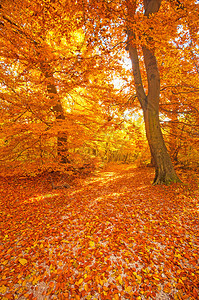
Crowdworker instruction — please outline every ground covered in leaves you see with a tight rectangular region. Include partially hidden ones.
[0,165,198,300]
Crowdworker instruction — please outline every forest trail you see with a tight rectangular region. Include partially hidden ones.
[0,165,198,300]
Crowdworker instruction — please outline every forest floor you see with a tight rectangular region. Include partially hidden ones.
[0,164,199,300]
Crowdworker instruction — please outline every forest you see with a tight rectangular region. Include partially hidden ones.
[0,0,198,299]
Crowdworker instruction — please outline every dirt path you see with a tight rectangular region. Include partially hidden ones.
[0,165,198,299]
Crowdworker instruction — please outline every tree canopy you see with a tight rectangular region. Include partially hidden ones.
[0,0,198,182]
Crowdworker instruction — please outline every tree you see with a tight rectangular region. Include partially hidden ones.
[0,0,123,175]
[125,0,181,184]
[80,0,199,183]
[158,38,199,168]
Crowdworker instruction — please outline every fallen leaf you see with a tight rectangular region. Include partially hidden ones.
[89,241,95,248]
[19,258,27,266]
[0,285,7,293]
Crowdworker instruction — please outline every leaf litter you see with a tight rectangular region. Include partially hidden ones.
[0,165,198,299]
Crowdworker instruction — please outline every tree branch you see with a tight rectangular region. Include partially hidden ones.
[125,0,147,110]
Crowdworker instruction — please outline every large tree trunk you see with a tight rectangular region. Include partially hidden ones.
[126,0,180,184]
[42,64,69,164]
[142,46,180,184]
[143,108,180,184]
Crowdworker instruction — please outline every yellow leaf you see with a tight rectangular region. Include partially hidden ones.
[3,235,8,240]
[103,291,107,296]
[125,285,132,292]
[95,275,99,284]
[153,276,160,281]
[32,276,40,285]
[89,241,95,248]
[116,275,123,285]
[19,258,27,265]
[78,278,84,285]
[142,268,149,273]
[136,275,142,284]
[100,279,104,286]
[73,261,78,268]
[22,280,27,287]
[133,272,142,282]
[178,279,183,284]
[0,285,7,293]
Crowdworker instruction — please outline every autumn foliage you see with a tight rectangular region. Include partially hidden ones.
[0,165,199,299]
[0,0,199,298]
[0,0,198,179]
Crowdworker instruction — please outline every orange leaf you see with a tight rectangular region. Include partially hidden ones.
[49,282,54,288]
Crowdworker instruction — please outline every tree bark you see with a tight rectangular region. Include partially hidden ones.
[143,107,180,184]
[169,109,179,163]
[126,0,181,184]
[41,64,69,164]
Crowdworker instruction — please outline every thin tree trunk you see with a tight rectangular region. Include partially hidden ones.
[126,0,181,184]
[169,109,179,163]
